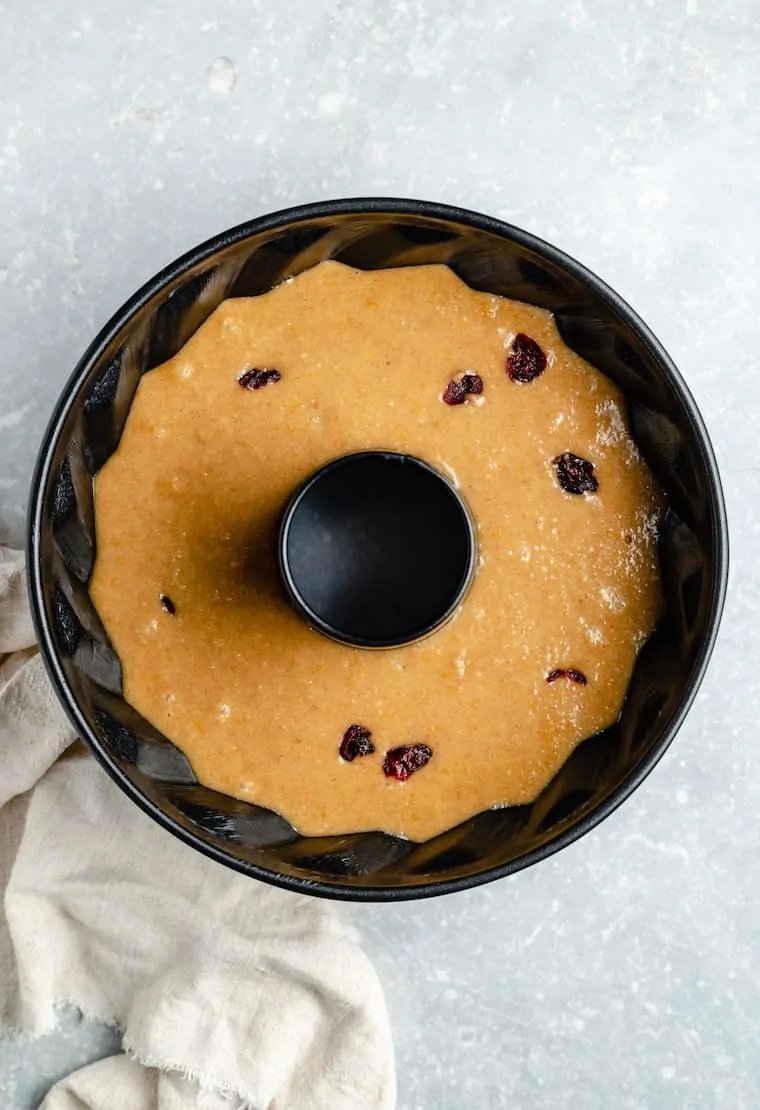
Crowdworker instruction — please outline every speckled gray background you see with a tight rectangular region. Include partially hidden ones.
[0,1,756,1107]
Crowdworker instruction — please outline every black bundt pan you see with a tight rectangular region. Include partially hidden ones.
[28,199,728,901]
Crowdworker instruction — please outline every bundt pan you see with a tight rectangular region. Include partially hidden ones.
[27,199,728,901]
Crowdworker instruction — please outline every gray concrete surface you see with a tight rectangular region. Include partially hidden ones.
[1,1,757,1107]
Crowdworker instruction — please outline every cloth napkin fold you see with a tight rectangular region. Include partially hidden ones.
[0,547,395,1110]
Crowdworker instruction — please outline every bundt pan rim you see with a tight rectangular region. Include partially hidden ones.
[27,198,728,901]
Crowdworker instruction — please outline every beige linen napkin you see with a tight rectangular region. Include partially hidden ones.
[0,547,395,1110]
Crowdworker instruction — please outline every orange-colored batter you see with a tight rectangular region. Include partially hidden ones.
[91,261,662,839]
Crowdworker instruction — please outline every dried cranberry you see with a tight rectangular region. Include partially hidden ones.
[159,594,176,615]
[507,334,547,383]
[340,724,375,762]
[546,669,587,685]
[442,379,467,405]
[238,367,281,390]
[442,372,484,405]
[383,744,433,782]
[553,452,598,495]
[461,372,483,395]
